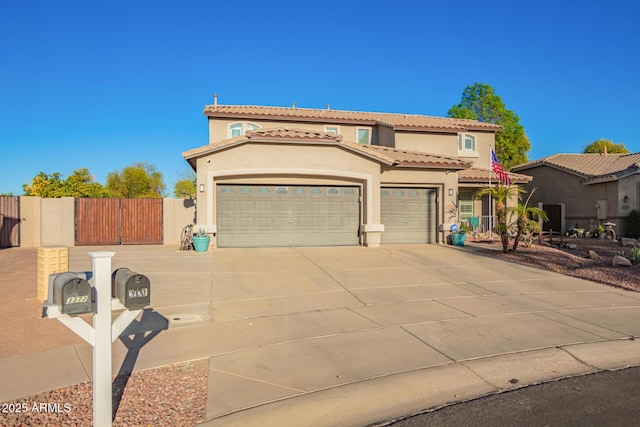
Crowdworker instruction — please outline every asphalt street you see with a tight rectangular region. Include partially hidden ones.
[386,366,640,427]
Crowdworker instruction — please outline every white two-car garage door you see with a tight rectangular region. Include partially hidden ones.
[216,184,360,247]
[381,187,437,244]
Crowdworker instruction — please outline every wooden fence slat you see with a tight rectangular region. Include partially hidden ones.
[0,196,20,247]
[75,198,163,246]
[121,198,163,245]
[75,198,121,246]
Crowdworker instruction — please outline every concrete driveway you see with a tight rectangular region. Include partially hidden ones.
[2,244,640,426]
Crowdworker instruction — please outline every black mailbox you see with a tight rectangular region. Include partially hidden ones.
[112,268,151,309]
[51,272,94,316]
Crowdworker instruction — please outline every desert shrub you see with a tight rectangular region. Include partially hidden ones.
[522,220,540,248]
[626,210,640,238]
[627,247,640,265]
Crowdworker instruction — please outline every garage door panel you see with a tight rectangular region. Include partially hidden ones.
[381,187,436,244]
[217,185,359,247]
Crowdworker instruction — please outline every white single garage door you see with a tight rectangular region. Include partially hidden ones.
[217,184,360,247]
[381,187,437,244]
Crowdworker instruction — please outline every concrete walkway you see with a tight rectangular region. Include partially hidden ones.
[1,244,640,426]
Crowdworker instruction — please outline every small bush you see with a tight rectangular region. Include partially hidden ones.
[628,247,640,265]
[626,210,640,238]
[522,220,540,248]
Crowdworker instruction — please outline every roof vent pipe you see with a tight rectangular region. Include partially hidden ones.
[214,93,218,107]
[292,102,296,109]
[327,104,331,110]
[604,145,608,156]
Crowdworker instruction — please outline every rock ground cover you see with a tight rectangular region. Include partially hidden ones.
[471,237,639,292]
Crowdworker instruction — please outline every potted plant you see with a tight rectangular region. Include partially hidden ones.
[451,222,468,246]
[192,227,211,252]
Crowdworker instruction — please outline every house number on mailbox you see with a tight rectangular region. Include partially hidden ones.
[65,295,89,304]
[128,288,148,298]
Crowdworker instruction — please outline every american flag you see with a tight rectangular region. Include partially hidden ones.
[491,149,511,186]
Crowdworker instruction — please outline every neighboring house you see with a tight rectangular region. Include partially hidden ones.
[512,153,640,237]
[182,101,531,248]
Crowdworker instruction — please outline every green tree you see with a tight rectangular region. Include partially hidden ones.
[23,169,108,197]
[583,139,629,154]
[23,172,65,197]
[476,184,523,253]
[63,168,109,197]
[448,83,530,169]
[508,188,548,253]
[106,163,166,198]
[173,170,197,198]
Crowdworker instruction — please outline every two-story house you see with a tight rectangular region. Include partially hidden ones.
[182,100,531,248]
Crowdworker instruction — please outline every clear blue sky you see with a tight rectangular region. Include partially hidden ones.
[2,0,639,195]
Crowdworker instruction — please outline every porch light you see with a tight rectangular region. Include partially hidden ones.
[448,189,454,196]
[199,184,205,193]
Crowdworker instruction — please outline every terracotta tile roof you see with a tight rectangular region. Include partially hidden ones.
[512,153,640,183]
[183,128,472,170]
[458,168,532,184]
[204,104,502,133]
[364,145,471,169]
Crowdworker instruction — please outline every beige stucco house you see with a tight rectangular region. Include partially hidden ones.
[512,153,640,237]
[182,102,531,248]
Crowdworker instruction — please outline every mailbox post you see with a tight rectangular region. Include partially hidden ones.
[91,251,115,426]
[42,251,151,427]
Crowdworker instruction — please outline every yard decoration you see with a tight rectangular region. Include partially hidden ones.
[451,223,467,246]
[192,228,210,252]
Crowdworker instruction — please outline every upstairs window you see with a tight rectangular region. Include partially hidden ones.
[324,125,340,135]
[357,127,371,144]
[229,122,260,138]
[457,133,477,154]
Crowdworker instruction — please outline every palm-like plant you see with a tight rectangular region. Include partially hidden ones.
[476,184,524,253]
[509,188,548,252]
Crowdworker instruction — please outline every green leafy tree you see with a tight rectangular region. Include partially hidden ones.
[23,172,65,197]
[448,83,530,169]
[173,170,197,198]
[583,139,629,154]
[23,169,108,197]
[508,188,548,253]
[63,168,109,197]
[476,184,524,253]
[106,162,166,198]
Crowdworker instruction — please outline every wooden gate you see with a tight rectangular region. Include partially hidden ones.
[76,198,163,245]
[0,196,20,247]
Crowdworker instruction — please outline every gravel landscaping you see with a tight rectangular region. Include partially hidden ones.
[0,359,208,427]
[470,237,640,292]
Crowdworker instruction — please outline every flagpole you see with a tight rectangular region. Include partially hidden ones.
[489,146,493,240]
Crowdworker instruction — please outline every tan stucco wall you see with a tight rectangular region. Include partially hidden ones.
[163,198,196,245]
[618,174,640,214]
[19,197,196,248]
[394,132,457,157]
[208,118,374,146]
[41,197,74,246]
[376,124,395,147]
[19,196,41,247]
[461,132,497,168]
[520,166,626,232]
